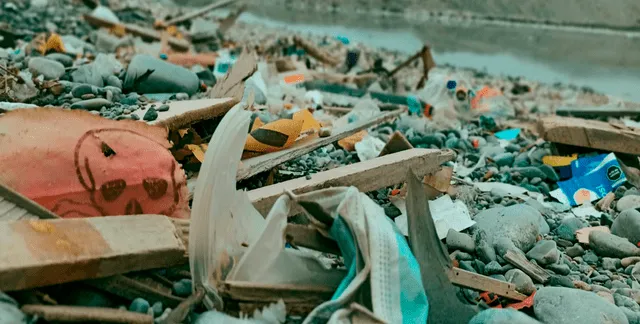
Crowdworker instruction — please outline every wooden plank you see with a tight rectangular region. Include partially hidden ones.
[247,148,454,216]
[21,305,152,324]
[504,250,550,284]
[83,14,189,51]
[218,280,334,303]
[0,182,59,220]
[405,169,478,323]
[0,215,187,292]
[86,274,185,308]
[285,224,341,255]
[146,98,236,130]
[237,109,404,180]
[447,268,528,301]
[538,116,640,155]
[556,105,640,118]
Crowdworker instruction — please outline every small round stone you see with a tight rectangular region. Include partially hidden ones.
[172,279,193,297]
[128,298,150,314]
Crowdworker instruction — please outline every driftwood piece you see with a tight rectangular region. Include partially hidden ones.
[247,148,454,216]
[0,182,59,221]
[164,0,237,26]
[86,274,185,308]
[538,116,640,155]
[210,50,257,102]
[0,215,187,292]
[293,36,341,66]
[504,250,550,284]
[83,14,189,51]
[147,98,236,130]
[405,169,478,323]
[21,305,153,324]
[447,268,528,301]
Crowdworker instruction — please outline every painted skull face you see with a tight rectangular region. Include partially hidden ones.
[74,128,184,217]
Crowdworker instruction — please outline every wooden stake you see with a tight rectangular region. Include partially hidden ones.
[293,36,341,66]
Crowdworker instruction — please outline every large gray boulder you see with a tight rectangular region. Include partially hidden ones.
[473,204,543,252]
[534,287,628,324]
[124,54,200,95]
[469,308,542,324]
[612,209,640,245]
[589,231,640,258]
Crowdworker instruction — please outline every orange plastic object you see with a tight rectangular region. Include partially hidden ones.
[293,109,321,134]
[166,53,217,67]
[40,33,66,55]
[338,130,367,152]
[507,290,535,310]
[0,108,190,219]
[244,119,303,155]
[284,74,305,84]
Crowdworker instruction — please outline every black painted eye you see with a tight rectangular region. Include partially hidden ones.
[100,179,126,202]
[456,89,467,101]
[143,178,168,200]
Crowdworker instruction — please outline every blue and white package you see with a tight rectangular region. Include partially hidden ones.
[550,153,626,206]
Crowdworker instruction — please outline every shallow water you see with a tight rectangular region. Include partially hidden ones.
[238,10,640,102]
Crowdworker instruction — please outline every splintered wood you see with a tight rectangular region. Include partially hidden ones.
[210,50,258,102]
[147,98,236,130]
[0,215,187,291]
[538,116,640,155]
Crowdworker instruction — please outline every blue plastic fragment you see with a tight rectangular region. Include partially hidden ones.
[494,128,521,141]
[159,53,168,60]
[407,95,422,115]
[446,80,457,90]
[14,49,20,55]
[348,115,358,123]
[336,35,350,45]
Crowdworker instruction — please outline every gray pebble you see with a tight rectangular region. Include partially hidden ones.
[158,104,170,112]
[172,279,193,297]
[143,107,158,121]
[129,298,150,314]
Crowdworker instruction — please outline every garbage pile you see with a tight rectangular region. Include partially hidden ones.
[2,0,640,323]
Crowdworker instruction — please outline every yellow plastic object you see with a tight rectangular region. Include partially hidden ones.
[542,154,578,167]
